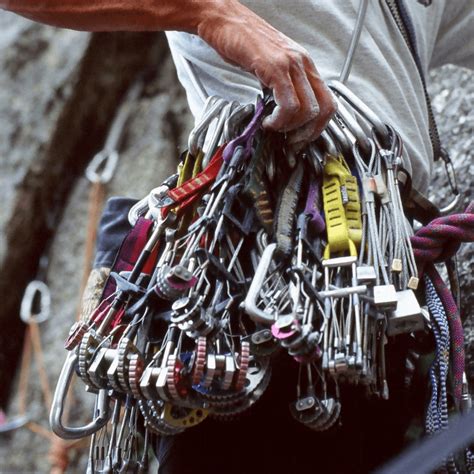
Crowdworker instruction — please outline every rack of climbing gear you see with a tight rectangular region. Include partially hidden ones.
[50,84,473,473]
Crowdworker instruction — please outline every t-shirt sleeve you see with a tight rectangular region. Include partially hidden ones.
[430,0,474,70]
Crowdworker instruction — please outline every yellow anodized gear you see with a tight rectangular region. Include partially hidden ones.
[322,154,362,259]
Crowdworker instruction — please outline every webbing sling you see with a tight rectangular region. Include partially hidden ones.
[100,217,158,302]
[161,145,225,218]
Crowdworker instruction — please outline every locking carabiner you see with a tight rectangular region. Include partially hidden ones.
[50,351,110,439]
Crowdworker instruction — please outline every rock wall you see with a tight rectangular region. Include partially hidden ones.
[0,12,191,472]
[428,65,474,320]
[0,11,471,473]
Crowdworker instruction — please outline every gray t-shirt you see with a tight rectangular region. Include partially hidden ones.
[166,0,473,193]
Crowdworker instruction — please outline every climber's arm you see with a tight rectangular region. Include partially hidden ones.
[1,0,336,143]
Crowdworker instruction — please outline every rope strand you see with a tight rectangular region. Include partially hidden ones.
[412,203,474,402]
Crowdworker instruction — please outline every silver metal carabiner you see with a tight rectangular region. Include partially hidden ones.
[50,351,111,439]
[85,150,119,184]
[86,78,143,184]
[333,97,372,158]
[188,96,226,156]
[202,101,234,167]
[224,103,254,143]
[438,148,461,215]
[329,80,390,146]
[326,119,353,157]
[20,280,51,325]
[439,193,461,216]
[244,243,295,325]
[0,412,30,434]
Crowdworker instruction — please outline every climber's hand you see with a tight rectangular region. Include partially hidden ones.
[198,0,337,145]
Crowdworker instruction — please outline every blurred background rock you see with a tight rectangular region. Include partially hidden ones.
[0,11,471,473]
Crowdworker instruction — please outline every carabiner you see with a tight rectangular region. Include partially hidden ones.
[20,280,51,325]
[438,148,461,215]
[439,194,461,216]
[202,101,233,167]
[0,411,30,434]
[224,103,254,143]
[85,150,119,184]
[333,98,372,158]
[244,243,296,325]
[50,352,110,439]
[188,96,226,156]
[85,78,143,185]
[328,80,390,148]
[326,120,353,157]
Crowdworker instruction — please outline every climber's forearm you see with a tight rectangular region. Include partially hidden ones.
[0,0,220,32]
[1,0,337,142]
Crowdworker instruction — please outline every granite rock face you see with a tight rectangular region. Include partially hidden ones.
[0,12,89,263]
[428,65,474,320]
[0,13,190,473]
[0,12,471,473]
[428,65,474,395]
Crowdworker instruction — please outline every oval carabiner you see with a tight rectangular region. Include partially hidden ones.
[188,96,226,156]
[328,80,390,147]
[85,149,119,184]
[439,193,461,216]
[244,243,285,325]
[0,412,30,434]
[50,352,110,439]
[20,280,51,325]
[333,98,372,158]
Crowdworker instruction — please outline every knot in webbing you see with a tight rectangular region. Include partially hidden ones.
[411,202,474,271]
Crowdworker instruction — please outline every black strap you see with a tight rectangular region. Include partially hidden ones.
[377,411,474,474]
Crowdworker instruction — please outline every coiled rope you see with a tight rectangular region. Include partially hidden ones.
[424,275,450,436]
[412,202,474,402]
[412,202,474,270]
